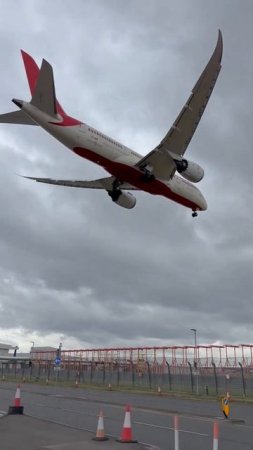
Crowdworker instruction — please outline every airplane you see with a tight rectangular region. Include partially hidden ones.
[0,31,222,217]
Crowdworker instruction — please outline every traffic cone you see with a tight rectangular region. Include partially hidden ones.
[92,410,109,441]
[117,405,138,443]
[8,385,24,415]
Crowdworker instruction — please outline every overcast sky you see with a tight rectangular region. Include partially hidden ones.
[0,0,252,354]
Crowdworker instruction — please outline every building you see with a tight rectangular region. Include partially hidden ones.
[0,343,16,357]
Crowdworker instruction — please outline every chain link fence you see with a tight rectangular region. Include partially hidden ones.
[1,359,252,397]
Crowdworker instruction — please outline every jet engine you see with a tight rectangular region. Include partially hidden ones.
[175,159,204,183]
[108,190,136,209]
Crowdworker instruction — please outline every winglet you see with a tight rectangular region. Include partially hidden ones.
[193,30,223,94]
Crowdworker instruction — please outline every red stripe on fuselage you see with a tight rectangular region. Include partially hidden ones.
[73,147,199,210]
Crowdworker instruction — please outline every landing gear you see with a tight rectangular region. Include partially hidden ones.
[108,189,121,202]
[142,170,155,182]
[108,178,122,201]
[192,211,198,218]
[140,164,155,182]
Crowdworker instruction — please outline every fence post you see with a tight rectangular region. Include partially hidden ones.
[102,362,106,385]
[174,415,179,450]
[146,361,152,389]
[166,361,172,391]
[238,362,246,397]
[130,360,135,387]
[117,362,120,386]
[212,361,218,395]
[47,362,51,382]
[90,362,95,384]
[188,362,194,393]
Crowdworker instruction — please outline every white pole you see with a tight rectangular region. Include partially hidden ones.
[174,415,179,450]
[213,422,219,450]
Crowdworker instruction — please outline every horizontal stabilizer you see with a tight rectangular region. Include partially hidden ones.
[0,110,37,125]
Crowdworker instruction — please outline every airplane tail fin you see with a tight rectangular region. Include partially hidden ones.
[21,50,66,116]
[0,50,66,125]
[30,58,58,117]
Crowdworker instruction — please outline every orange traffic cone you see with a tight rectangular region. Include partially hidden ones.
[92,410,109,441]
[8,385,24,415]
[117,405,138,443]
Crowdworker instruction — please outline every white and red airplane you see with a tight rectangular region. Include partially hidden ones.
[0,31,222,217]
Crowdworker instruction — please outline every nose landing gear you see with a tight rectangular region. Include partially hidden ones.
[192,211,198,218]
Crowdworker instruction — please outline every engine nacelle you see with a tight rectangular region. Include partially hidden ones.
[109,190,136,209]
[175,159,204,183]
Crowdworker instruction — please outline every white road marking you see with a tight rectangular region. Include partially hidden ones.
[49,394,64,397]
[134,420,208,437]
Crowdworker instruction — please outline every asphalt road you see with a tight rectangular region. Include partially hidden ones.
[1,382,253,449]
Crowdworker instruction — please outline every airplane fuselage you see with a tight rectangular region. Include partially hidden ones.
[16,101,207,212]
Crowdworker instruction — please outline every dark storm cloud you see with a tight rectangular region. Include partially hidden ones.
[0,0,253,351]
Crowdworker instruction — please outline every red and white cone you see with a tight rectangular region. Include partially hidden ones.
[92,410,109,441]
[14,385,21,407]
[8,384,24,415]
[117,405,138,443]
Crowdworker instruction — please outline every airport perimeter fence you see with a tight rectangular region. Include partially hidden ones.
[1,359,252,397]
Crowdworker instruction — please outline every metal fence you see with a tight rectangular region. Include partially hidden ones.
[1,359,251,397]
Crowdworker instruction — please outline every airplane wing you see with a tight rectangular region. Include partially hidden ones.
[136,30,223,180]
[22,175,139,190]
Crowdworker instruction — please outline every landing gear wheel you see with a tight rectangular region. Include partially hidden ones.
[192,211,198,218]
[108,189,121,202]
[142,171,155,182]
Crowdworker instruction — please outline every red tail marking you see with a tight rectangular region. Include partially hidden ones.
[20,50,66,116]
[21,50,39,96]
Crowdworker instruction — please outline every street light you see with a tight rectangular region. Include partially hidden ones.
[190,328,197,363]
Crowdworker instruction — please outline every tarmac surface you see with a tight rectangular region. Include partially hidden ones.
[0,415,152,450]
[1,382,253,449]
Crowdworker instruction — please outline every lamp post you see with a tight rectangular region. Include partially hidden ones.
[190,328,199,395]
[190,328,197,363]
